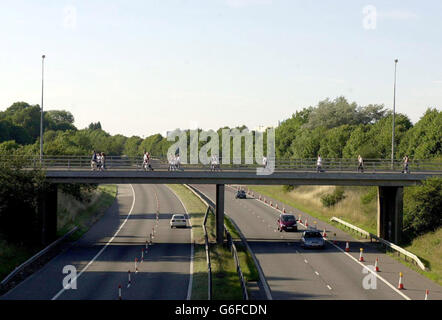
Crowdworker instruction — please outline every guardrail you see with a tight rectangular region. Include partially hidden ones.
[185,185,249,300]
[203,206,213,300]
[1,155,441,173]
[0,226,79,292]
[330,217,427,271]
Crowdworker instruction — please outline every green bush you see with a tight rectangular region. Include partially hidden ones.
[404,177,442,238]
[282,185,295,192]
[321,187,346,207]
[361,187,377,205]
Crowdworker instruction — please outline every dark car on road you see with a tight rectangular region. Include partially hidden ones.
[235,190,247,199]
[277,214,298,232]
[301,230,325,249]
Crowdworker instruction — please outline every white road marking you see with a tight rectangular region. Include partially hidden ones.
[327,285,332,290]
[52,184,137,300]
[304,259,308,264]
[315,271,319,276]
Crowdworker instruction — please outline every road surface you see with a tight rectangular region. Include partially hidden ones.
[192,184,442,300]
[1,184,192,300]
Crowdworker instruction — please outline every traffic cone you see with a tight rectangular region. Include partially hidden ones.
[359,248,364,262]
[275,203,278,210]
[425,289,429,300]
[345,242,350,252]
[127,271,131,288]
[264,198,267,203]
[283,208,286,213]
[398,272,404,290]
[270,201,273,207]
[118,284,122,300]
[259,195,262,201]
[298,215,302,223]
[323,228,327,238]
[313,221,317,229]
[135,258,139,273]
[375,258,379,272]
[305,219,308,227]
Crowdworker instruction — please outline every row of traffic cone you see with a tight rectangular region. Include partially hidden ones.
[119,211,160,299]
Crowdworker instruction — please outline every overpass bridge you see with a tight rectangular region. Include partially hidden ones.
[3,156,442,246]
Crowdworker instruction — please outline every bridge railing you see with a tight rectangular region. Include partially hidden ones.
[1,155,441,172]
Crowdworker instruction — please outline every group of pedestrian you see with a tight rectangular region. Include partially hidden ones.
[168,154,182,171]
[315,154,411,173]
[210,154,221,171]
[91,150,106,171]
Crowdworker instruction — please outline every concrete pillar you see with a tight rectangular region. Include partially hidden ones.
[377,186,403,244]
[39,184,58,245]
[215,184,225,244]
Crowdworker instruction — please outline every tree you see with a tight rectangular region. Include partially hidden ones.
[45,110,76,132]
[88,122,102,130]
[404,177,442,237]
[398,108,441,159]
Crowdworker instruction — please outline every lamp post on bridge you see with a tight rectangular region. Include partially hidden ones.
[40,54,46,163]
[391,58,398,170]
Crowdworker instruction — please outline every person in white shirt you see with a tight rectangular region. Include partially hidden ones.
[316,155,323,173]
[97,153,102,170]
[357,155,364,173]
[263,156,268,169]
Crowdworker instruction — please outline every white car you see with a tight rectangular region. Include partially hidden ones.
[170,214,187,228]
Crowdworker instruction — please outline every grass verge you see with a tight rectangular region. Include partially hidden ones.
[167,184,258,300]
[0,184,117,283]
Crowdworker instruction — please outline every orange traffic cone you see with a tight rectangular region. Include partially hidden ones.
[283,208,286,213]
[305,219,308,227]
[398,272,404,290]
[375,258,379,272]
[425,289,429,300]
[135,258,139,273]
[345,242,350,252]
[359,248,364,262]
[270,201,273,207]
[298,215,302,223]
[323,229,327,238]
[275,203,279,210]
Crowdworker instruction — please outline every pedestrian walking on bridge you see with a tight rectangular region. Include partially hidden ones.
[357,155,364,173]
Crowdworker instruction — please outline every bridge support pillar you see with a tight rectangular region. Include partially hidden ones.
[38,184,58,245]
[377,186,403,244]
[215,184,225,245]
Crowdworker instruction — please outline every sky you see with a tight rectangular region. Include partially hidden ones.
[0,0,441,137]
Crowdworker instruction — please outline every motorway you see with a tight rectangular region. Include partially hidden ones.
[1,184,192,300]
[192,184,442,300]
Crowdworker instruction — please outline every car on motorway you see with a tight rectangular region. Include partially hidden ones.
[170,214,187,228]
[277,214,298,232]
[235,190,247,199]
[301,230,325,249]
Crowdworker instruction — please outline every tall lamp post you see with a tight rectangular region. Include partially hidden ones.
[391,59,398,170]
[40,54,45,162]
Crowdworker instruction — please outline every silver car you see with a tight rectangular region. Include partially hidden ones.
[301,230,325,249]
[170,214,187,228]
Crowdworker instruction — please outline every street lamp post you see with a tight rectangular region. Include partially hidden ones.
[40,55,45,162]
[391,59,398,170]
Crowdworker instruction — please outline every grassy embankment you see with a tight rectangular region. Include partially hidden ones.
[167,184,258,300]
[248,185,442,286]
[0,185,117,282]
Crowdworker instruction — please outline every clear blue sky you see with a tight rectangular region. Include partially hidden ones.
[1,0,441,137]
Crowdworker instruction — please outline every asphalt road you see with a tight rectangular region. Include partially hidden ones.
[1,184,192,300]
[193,184,442,300]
